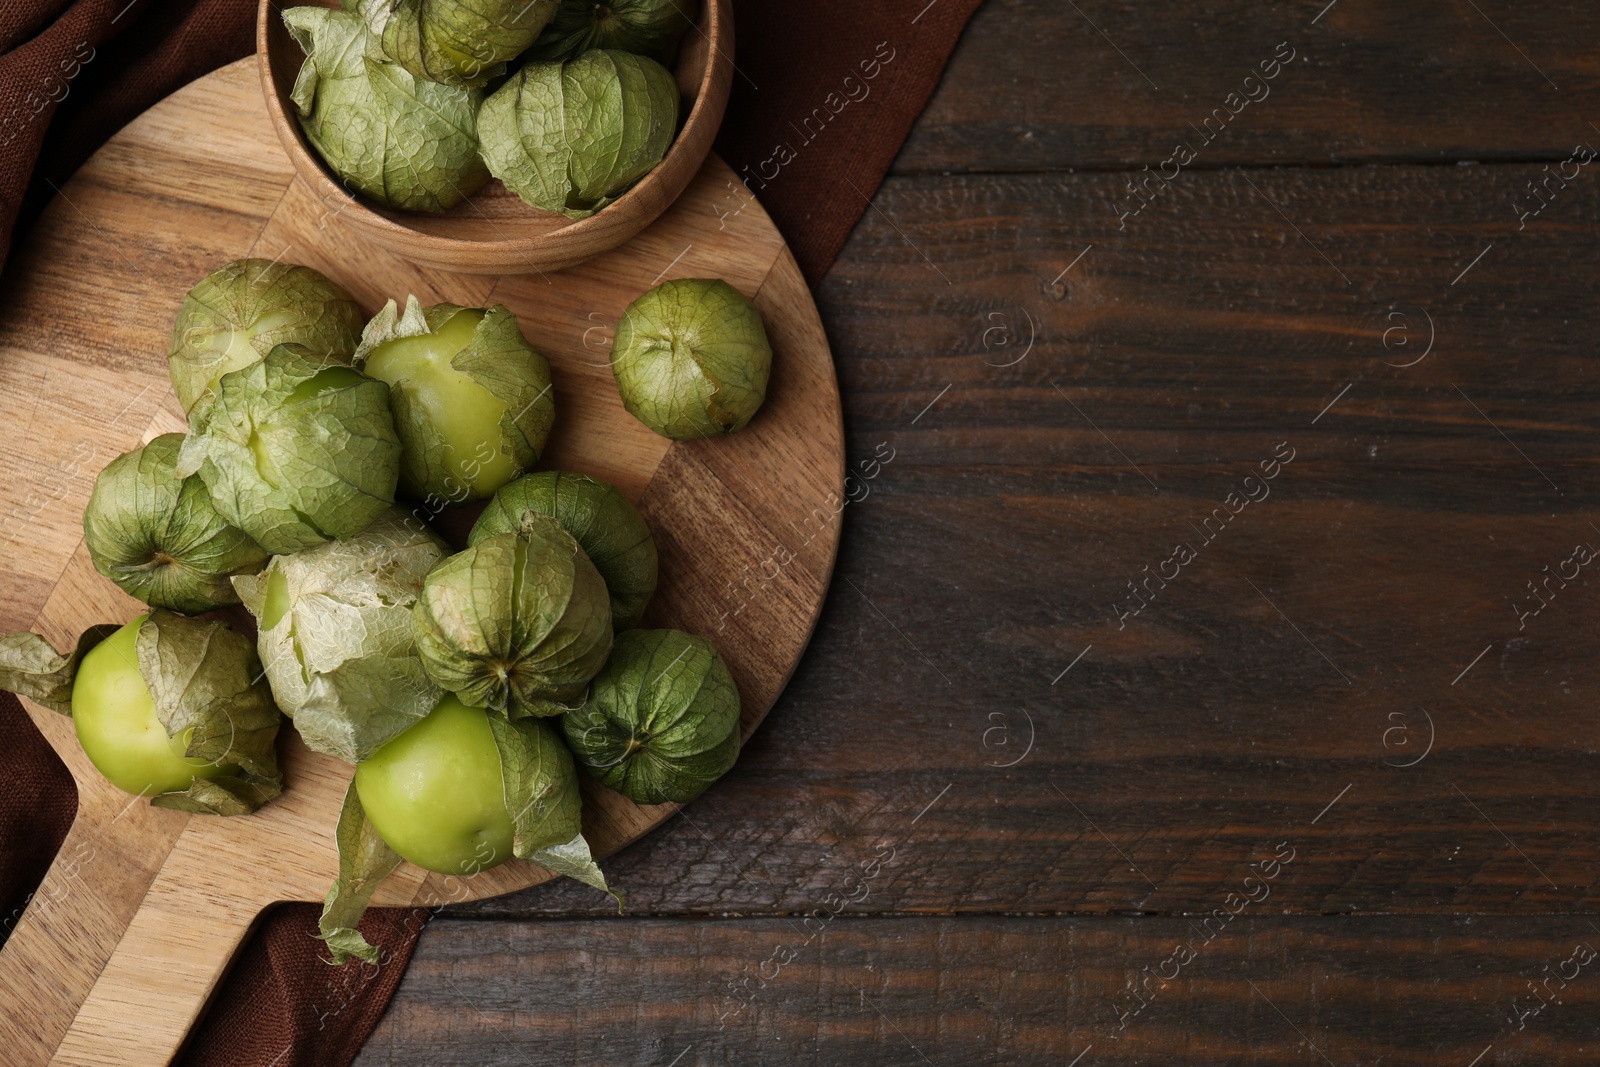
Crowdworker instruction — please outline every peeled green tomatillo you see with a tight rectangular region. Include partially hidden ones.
[0,612,284,814]
[470,471,657,629]
[356,297,555,503]
[354,695,515,875]
[83,434,268,615]
[320,693,601,964]
[610,278,771,440]
[72,616,232,796]
[167,258,362,419]
[355,693,584,873]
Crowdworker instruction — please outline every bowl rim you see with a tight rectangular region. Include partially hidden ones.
[256,0,732,260]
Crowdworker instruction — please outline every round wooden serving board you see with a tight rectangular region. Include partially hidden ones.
[0,58,842,1066]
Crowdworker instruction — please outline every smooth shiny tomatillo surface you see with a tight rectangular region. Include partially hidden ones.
[71,615,234,797]
[360,308,522,498]
[354,694,516,876]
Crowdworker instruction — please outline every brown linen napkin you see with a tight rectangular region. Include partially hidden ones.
[0,0,982,1062]
[716,0,981,283]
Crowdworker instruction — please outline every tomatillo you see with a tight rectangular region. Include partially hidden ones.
[356,297,555,503]
[166,258,362,419]
[72,616,237,797]
[609,278,771,440]
[176,343,402,555]
[0,612,282,814]
[354,695,515,875]
[319,692,596,966]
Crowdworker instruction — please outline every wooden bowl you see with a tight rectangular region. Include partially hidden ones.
[257,0,735,274]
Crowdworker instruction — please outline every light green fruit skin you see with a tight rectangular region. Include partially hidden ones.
[288,364,369,403]
[71,616,233,797]
[247,365,375,490]
[431,36,494,80]
[179,309,299,414]
[261,568,291,632]
[361,309,519,499]
[354,694,515,875]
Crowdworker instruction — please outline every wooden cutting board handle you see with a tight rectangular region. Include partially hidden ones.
[46,829,279,1067]
[0,702,192,1064]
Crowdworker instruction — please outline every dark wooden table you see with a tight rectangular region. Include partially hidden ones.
[355,3,1600,1063]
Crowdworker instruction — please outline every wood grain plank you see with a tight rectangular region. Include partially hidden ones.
[246,176,499,312]
[358,6,1600,1061]
[449,162,1600,921]
[686,247,847,584]
[0,504,196,1064]
[0,66,292,635]
[895,0,1600,173]
[0,746,191,1066]
[357,915,1600,1066]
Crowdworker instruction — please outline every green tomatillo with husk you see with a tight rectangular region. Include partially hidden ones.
[477,49,678,218]
[355,297,555,503]
[177,343,402,555]
[83,433,269,615]
[562,627,739,804]
[318,693,616,965]
[232,509,447,763]
[358,0,558,86]
[525,0,697,65]
[470,471,657,629]
[412,519,613,719]
[167,258,363,419]
[284,5,489,212]
[0,612,283,814]
[610,277,771,440]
